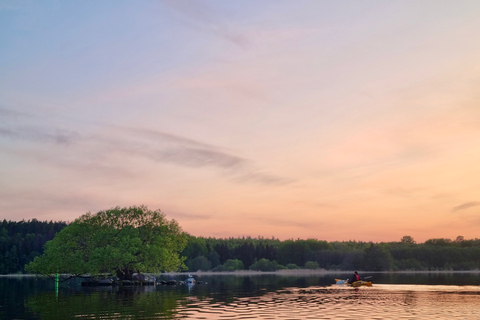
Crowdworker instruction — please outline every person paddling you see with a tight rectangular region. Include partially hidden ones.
[348,271,361,284]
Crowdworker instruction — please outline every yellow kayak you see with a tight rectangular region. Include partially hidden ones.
[335,278,372,287]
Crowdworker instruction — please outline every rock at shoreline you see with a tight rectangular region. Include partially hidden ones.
[81,273,157,287]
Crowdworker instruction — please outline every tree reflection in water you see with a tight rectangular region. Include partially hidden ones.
[26,285,183,320]
[3,273,480,320]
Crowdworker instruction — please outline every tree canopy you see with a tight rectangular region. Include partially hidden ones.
[25,206,187,280]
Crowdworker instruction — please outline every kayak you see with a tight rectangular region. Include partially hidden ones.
[335,278,372,287]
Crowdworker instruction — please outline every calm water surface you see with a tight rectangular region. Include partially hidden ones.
[1,273,480,319]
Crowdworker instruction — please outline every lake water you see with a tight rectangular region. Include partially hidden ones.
[2,272,480,319]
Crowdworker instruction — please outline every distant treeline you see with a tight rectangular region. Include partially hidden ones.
[0,219,67,274]
[182,235,480,272]
[1,220,480,274]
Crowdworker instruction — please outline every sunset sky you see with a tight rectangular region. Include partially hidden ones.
[1,1,480,243]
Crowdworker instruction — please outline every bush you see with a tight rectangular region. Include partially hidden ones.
[304,261,319,269]
[223,259,244,271]
[187,256,211,271]
[249,258,285,271]
[212,264,225,272]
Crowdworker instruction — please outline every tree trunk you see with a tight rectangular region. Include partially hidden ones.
[116,268,134,281]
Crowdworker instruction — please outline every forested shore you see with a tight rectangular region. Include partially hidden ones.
[1,219,479,274]
[0,219,67,274]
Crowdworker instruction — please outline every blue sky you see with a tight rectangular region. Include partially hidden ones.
[2,0,480,242]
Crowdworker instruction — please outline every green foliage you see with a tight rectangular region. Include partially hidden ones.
[211,259,245,272]
[186,256,212,271]
[0,219,66,274]
[207,251,221,268]
[3,219,480,274]
[277,240,308,266]
[249,258,285,271]
[223,259,244,271]
[363,243,393,271]
[182,236,208,258]
[304,261,319,269]
[338,250,364,270]
[25,206,187,279]
[396,258,426,270]
[400,236,416,245]
[424,238,453,246]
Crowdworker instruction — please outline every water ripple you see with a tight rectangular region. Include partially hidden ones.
[176,286,480,320]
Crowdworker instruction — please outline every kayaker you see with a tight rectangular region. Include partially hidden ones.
[348,271,361,284]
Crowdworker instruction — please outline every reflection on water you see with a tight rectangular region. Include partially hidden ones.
[177,286,480,320]
[1,273,480,319]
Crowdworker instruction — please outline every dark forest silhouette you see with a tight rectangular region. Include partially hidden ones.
[1,219,479,274]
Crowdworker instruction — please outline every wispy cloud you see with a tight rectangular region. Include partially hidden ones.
[150,147,244,169]
[233,171,293,186]
[1,110,291,186]
[108,125,292,186]
[0,127,17,138]
[452,202,480,212]
[161,0,250,48]
[1,106,80,145]
[0,123,80,146]
[0,106,31,121]
[102,124,247,169]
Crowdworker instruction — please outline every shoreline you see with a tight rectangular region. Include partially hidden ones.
[2,269,480,278]
[161,269,480,277]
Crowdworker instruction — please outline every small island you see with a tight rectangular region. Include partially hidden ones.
[25,206,188,284]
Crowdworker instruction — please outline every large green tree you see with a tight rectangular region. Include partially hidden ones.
[25,206,187,280]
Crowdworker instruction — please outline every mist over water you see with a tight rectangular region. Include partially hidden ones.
[1,273,480,319]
